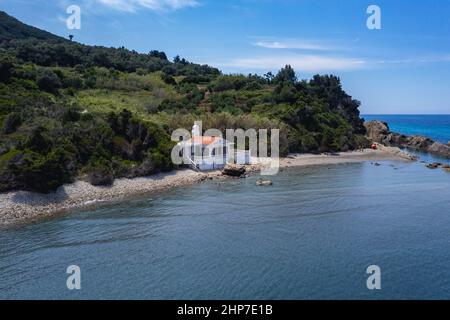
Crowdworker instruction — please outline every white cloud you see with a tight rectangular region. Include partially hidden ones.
[221,54,367,73]
[376,56,450,65]
[96,0,199,12]
[218,53,450,74]
[252,40,331,51]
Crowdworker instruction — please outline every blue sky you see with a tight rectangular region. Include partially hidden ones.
[2,0,450,114]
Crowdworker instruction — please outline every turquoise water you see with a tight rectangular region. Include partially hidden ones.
[1,160,450,300]
[363,115,450,144]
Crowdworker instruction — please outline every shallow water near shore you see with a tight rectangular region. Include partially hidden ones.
[1,158,450,299]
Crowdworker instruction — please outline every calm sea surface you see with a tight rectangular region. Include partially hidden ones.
[363,114,450,144]
[1,158,450,299]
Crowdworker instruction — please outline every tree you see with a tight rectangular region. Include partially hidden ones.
[273,82,297,103]
[264,72,274,84]
[274,65,297,85]
[173,55,183,64]
[149,50,168,60]
[24,126,53,154]
[0,55,14,83]
[92,51,111,68]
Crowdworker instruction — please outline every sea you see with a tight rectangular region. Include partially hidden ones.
[363,114,450,144]
[0,115,449,300]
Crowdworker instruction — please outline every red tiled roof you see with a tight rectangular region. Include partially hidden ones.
[191,136,221,145]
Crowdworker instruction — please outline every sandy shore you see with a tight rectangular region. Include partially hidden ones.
[0,146,413,226]
[279,145,415,168]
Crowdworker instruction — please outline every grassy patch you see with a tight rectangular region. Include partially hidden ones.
[76,88,175,118]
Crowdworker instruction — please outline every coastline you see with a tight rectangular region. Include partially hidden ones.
[0,147,413,226]
[365,120,450,159]
[279,145,414,167]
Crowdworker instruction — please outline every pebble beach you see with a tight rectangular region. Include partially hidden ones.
[0,147,414,226]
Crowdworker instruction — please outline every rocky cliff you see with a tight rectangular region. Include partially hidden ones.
[364,120,450,159]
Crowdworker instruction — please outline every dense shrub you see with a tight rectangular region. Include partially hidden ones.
[5,147,72,193]
[36,69,61,93]
[0,55,14,83]
[2,112,21,134]
[161,73,176,85]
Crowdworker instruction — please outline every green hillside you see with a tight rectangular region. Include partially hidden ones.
[0,11,368,193]
[0,11,64,42]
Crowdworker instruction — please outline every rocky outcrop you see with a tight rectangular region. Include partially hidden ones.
[370,143,417,161]
[87,169,114,186]
[426,163,441,169]
[222,164,246,177]
[364,121,389,143]
[428,142,450,158]
[407,136,434,151]
[364,120,450,159]
[125,160,156,179]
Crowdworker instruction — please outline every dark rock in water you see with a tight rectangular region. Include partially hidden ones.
[428,142,450,158]
[374,162,381,166]
[87,170,114,186]
[222,164,246,177]
[256,178,273,186]
[406,135,434,151]
[426,163,441,169]
[364,120,450,159]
